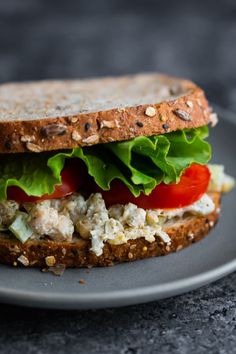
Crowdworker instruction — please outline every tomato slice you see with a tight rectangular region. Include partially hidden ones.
[7,161,210,209]
[97,164,211,209]
[7,159,85,203]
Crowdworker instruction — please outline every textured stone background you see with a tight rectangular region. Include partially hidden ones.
[1,273,236,354]
[0,0,236,353]
[1,0,236,111]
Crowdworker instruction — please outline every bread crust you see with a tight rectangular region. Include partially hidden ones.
[0,74,211,153]
[0,192,220,268]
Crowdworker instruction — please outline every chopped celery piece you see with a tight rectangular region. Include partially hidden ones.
[208,164,235,193]
[9,212,34,243]
[208,164,225,192]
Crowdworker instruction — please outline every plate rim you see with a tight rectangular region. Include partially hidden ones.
[0,256,236,309]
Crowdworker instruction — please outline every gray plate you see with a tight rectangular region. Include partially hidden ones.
[0,105,235,310]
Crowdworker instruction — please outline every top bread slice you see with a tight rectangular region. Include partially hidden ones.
[0,73,212,153]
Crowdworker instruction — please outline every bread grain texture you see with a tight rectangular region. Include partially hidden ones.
[0,192,220,268]
[0,73,211,153]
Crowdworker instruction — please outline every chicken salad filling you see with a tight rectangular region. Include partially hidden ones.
[0,164,234,256]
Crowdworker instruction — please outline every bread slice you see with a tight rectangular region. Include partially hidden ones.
[0,192,220,268]
[0,73,211,153]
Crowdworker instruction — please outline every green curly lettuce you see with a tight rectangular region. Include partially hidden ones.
[0,126,211,200]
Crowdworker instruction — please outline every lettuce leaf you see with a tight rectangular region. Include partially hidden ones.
[0,126,211,200]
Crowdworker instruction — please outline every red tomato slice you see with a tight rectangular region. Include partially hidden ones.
[97,164,211,209]
[7,159,85,203]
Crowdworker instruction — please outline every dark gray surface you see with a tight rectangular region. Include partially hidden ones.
[0,275,236,354]
[0,0,236,353]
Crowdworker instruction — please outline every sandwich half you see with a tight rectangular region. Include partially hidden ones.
[0,73,234,269]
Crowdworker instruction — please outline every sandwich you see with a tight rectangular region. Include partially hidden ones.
[0,73,234,269]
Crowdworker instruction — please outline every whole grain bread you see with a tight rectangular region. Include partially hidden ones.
[0,73,212,153]
[0,192,220,268]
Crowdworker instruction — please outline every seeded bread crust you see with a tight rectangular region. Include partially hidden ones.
[0,73,212,153]
[0,192,220,268]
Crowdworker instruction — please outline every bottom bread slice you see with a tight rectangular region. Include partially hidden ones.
[0,192,220,268]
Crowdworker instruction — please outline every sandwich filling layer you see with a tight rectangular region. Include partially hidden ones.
[0,121,234,256]
[0,165,233,256]
[0,192,214,256]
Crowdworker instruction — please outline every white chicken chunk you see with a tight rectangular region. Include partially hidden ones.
[28,201,74,241]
